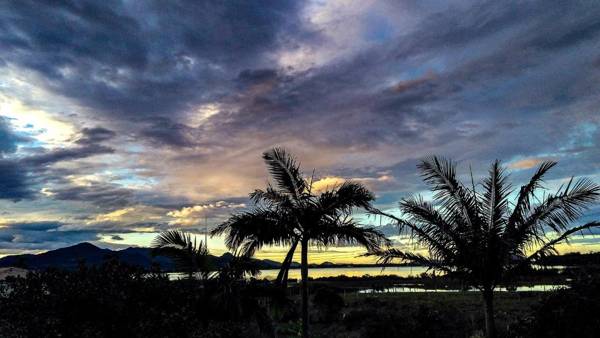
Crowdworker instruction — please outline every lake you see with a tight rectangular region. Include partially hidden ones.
[257,266,430,279]
[358,284,568,293]
[168,265,566,281]
[166,266,430,281]
[167,266,427,280]
[166,266,567,293]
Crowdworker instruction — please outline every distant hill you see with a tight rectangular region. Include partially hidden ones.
[7,242,595,272]
[0,242,283,271]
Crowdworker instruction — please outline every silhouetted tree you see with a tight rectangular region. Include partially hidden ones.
[368,157,600,338]
[152,230,211,280]
[212,147,388,338]
[216,251,261,283]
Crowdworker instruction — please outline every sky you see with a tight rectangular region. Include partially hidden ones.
[1,0,600,263]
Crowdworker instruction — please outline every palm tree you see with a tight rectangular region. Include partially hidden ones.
[212,147,388,338]
[152,230,211,280]
[216,252,261,282]
[368,157,600,338]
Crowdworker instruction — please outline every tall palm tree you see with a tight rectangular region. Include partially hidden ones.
[212,147,388,338]
[368,157,600,338]
[152,230,211,280]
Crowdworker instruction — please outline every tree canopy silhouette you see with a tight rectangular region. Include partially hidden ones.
[212,147,389,338]
[368,157,600,338]
[152,229,211,280]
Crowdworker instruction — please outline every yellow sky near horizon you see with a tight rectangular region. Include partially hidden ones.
[3,233,598,265]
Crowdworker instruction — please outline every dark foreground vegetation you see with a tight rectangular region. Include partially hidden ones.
[0,260,276,338]
[1,260,600,338]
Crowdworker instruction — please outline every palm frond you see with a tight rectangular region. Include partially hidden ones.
[152,230,210,275]
[369,207,457,261]
[365,248,453,273]
[317,181,374,215]
[218,252,261,281]
[481,160,511,233]
[213,209,296,256]
[262,147,307,200]
[506,161,557,230]
[399,196,463,251]
[249,184,294,208]
[520,221,600,267]
[315,217,389,252]
[515,178,600,241]
[418,156,482,232]
[152,229,194,251]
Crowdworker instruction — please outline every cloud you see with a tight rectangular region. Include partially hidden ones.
[0,121,118,202]
[0,0,304,123]
[92,207,136,223]
[0,117,28,155]
[23,144,114,167]
[237,68,280,87]
[140,117,197,148]
[508,158,547,170]
[46,181,134,208]
[167,201,247,227]
[75,127,116,145]
[311,174,395,193]
[0,160,35,200]
[311,176,346,193]
[0,220,99,252]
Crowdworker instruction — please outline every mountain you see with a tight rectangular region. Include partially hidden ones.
[0,243,114,270]
[0,242,286,271]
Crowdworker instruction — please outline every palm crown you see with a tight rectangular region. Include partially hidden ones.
[370,157,600,286]
[369,156,600,338]
[212,147,388,283]
[212,147,388,338]
[152,229,211,279]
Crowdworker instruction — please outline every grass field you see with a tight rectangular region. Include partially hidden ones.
[278,291,545,338]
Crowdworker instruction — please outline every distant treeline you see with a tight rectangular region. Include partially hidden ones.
[538,252,600,266]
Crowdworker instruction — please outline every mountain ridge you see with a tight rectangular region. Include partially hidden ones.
[0,242,283,271]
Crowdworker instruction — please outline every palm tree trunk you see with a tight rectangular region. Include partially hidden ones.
[276,240,298,288]
[300,238,309,338]
[483,287,497,338]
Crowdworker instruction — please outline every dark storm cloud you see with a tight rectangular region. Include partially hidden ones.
[0,160,35,200]
[75,127,117,145]
[237,69,281,86]
[0,119,35,200]
[48,182,134,208]
[0,0,304,121]
[0,121,119,202]
[23,144,114,167]
[0,218,168,252]
[1,0,599,154]
[0,221,99,250]
[0,117,28,155]
[140,117,197,148]
[8,221,63,231]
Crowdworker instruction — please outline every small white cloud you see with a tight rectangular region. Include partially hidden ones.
[167,201,246,226]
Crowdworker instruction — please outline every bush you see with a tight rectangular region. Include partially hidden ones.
[312,287,345,322]
[342,297,469,338]
[510,275,600,338]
